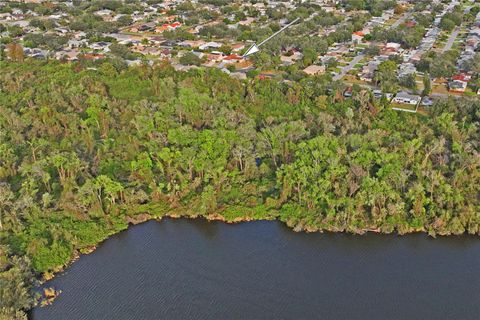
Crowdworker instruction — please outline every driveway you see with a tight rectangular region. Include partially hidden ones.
[390,12,412,29]
[442,27,460,53]
[333,54,364,81]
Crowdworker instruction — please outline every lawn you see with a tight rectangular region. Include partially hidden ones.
[432,84,450,95]
[343,75,370,86]
[390,102,417,112]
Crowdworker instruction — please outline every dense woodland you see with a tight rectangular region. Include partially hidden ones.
[0,60,479,319]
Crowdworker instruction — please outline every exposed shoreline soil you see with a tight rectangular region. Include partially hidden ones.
[33,209,464,311]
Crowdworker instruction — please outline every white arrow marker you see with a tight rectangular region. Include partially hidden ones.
[243,17,300,58]
[243,43,260,57]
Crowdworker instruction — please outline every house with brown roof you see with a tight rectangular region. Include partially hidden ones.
[231,43,246,52]
[303,65,326,76]
[222,54,243,64]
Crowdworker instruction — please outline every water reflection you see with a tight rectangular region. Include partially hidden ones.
[32,219,480,320]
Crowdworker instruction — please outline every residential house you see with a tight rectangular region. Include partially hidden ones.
[24,48,48,59]
[0,13,12,21]
[155,22,181,33]
[178,40,206,48]
[132,45,167,56]
[303,65,326,76]
[238,17,255,26]
[393,91,421,105]
[231,43,245,53]
[449,74,470,92]
[130,22,155,33]
[205,52,224,62]
[398,63,417,77]
[90,42,111,52]
[222,54,243,64]
[55,49,79,61]
[95,9,114,21]
[280,51,303,66]
[172,64,198,72]
[359,60,380,82]
[80,53,105,61]
[107,33,142,45]
[385,42,401,52]
[230,72,247,80]
[199,42,222,50]
[352,31,365,44]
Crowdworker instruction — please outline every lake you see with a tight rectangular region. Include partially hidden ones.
[31,219,480,320]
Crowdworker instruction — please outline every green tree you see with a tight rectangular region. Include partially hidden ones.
[422,73,431,96]
[375,60,398,93]
[179,52,202,66]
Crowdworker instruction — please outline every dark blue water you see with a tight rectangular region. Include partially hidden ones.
[32,219,480,320]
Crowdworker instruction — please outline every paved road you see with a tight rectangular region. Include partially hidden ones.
[390,11,412,29]
[443,27,460,52]
[333,54,364,81]
[340,80,470,101]
[430,92,468,99]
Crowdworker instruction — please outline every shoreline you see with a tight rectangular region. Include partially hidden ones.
[34,209,464,288]
[29,210,478,316]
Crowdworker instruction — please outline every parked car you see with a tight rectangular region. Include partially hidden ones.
[421,97,433,106]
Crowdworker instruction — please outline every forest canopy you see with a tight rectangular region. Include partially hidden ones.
[0,60,479,319]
